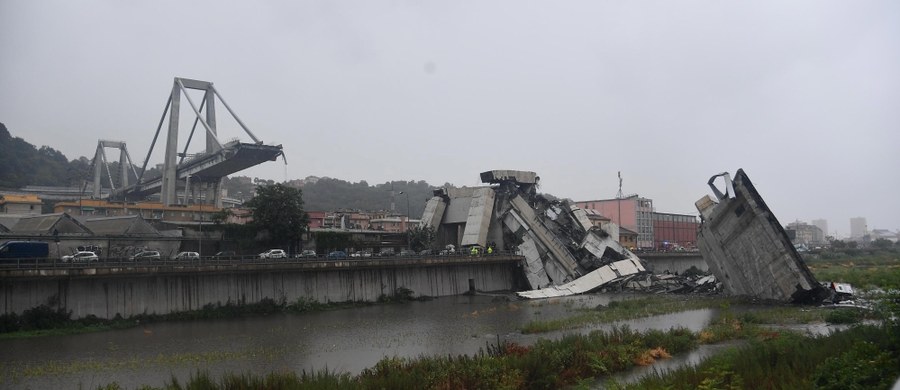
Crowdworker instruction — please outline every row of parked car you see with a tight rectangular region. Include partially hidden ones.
[57,247,457,263]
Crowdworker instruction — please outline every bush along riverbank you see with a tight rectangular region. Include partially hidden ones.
[612,323,900,389]
[0,288,425,340]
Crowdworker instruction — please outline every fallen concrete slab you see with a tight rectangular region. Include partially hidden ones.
[517,258,646,299]
[695,169,828,303]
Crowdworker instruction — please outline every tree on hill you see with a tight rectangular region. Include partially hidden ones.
[280,178,438,217]
[0,123,97,189]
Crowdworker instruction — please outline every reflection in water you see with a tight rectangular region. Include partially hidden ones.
[0,294,718,389]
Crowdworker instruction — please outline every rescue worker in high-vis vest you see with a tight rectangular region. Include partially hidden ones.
[487,246,493,255]
[470,246,479,256]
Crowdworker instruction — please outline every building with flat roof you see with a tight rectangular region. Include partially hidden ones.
[850,217,867,239]
[370,216,420,233]
[0,194,42,215]
[812,219,828,238]
[786,221,825,247]
[54,199,221,224]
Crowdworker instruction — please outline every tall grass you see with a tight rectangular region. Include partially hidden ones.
[806,250,900,290]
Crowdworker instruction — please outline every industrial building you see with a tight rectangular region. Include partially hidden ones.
[651,212,699,251]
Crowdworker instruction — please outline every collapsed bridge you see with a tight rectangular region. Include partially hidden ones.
[695,169,829,303]
[420,170,647,298]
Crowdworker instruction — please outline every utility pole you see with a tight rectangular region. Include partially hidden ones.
[616,171,623,237]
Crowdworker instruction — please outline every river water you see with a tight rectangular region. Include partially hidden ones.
[0,293,721,389]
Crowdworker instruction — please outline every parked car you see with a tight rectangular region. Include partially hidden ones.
[297,249,317,259]
[130,251,161,261]
[399,249,416,257]
[327,251,347,259]
[376,248,395,257]
[62,251,99,263]
[174,251,200,261]
[212,251,237,260]
[439,244,456,256]
[418,249,434,256]
[259,249,286,259]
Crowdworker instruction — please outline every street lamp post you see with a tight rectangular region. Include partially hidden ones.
[198,200,202,261]
[188,174,202,261]
[398,191,410,229]
[399,191,411,250]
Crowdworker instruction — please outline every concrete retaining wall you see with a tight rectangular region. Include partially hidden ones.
[0,260,520,319]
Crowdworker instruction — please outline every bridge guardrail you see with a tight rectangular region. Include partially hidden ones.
[0,251,523,271]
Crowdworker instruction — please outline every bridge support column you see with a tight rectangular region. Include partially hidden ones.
[160,82,181,206]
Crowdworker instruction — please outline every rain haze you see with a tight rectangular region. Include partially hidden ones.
[1,0,898,237]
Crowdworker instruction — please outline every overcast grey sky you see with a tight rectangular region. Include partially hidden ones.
[1,1,898,236]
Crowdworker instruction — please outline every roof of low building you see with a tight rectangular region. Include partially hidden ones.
[7,213,93,235]
[0,194,42,205]
[76,215,160,236]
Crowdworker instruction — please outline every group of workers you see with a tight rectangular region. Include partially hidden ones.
[468,243,496,256]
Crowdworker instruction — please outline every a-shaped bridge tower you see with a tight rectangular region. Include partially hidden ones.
[108,77,283,206]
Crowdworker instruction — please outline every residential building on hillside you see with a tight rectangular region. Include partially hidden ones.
[307,210,390,230]
[370,216,419,233]
[575,196,654,249]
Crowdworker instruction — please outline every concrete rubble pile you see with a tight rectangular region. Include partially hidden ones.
[622,273,720,295]
[420,170,648,299]
[695,169,829,303]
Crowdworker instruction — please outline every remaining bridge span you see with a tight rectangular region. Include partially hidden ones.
[120,141,282,200]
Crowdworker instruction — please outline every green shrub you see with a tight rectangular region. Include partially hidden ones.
[813,341,899,389]
[825,308,862,324]
[20,304,71,330]
[0,312,20,332]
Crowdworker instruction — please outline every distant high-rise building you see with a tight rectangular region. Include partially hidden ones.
[850,217,868,239]
[812,219,828,238]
